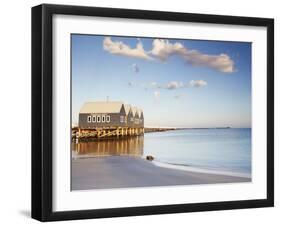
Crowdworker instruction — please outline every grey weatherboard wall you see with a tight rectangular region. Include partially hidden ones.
[79,104,127,129]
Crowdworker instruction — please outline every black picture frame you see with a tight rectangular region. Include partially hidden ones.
[32,3,274,222]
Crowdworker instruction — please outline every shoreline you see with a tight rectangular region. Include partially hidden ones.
[152,160,251,178]
[72,154,250,178]
[71,156,251,190]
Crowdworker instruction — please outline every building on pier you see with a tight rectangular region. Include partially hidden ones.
[77,101,144,139]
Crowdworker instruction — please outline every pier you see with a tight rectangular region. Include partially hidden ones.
[72,127,145,141]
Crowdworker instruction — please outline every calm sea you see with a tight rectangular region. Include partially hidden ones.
[72,128,251,176]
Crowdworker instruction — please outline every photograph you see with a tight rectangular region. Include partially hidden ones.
[31,3,274,221]
[71,34,252,190]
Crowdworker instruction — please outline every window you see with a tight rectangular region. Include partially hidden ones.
[87,115,91,123]
[92,115,96,122]
[102,115,106,123]
[106,115,110,123]
[120,115,124,123]
[97,115,101,123]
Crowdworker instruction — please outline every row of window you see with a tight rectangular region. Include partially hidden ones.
[87,115,143,124]
[87,115,110,123]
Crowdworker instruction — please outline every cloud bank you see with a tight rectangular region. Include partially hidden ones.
[103,37,235,73]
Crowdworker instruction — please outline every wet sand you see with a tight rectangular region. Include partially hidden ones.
[71,156,251,190]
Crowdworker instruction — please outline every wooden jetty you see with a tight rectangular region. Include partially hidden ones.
[72,127,145,141]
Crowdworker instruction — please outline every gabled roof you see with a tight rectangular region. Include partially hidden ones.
[124,104,132,115]
[131,107,137,115]
[80,101,124,114]
[138,109,143,118]
[132,107,141,118]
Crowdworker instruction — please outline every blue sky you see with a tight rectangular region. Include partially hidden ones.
[72,34,251,128]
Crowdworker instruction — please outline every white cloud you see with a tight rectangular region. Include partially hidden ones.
[184,51,234,73]
[144,81,185,90]
[164,81,184,90]
[103,37,152,60]
[154,91,160,99]
[151,39,234,73]
[145,81,185,90]
[190,80,208,87]
[128,81,134,86]
[150,39,186,61]
[132,63,139,73]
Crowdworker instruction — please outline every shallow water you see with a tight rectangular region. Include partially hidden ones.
[72,128,251,175]
[72,136,144,158]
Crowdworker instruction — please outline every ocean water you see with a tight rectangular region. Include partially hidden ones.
[72,128,251,176]
[144,128,251,175]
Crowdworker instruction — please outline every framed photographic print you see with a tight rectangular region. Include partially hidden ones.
[31,4,274,221]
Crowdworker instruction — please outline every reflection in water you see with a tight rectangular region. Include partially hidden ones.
[72,136,144,158]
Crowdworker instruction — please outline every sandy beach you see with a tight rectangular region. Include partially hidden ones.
[71,156,251,190]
